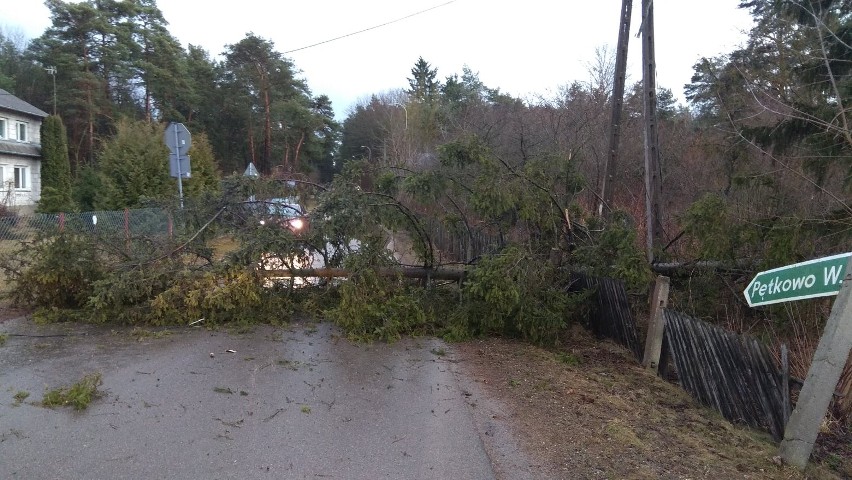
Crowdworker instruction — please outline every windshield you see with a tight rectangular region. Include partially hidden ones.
[266,198,302,218]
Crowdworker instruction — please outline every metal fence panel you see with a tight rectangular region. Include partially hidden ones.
[663,309,788,440]
[0,208,171,243]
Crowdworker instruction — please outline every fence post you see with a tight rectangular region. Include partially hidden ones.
[643,275,670,371]
[58,212,65,232]
[124,208,130,253]
[782,344,790,427]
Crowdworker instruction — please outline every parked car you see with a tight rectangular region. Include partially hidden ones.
[259,198,309,233]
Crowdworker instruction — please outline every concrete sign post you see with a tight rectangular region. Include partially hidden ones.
[754,254,852,468]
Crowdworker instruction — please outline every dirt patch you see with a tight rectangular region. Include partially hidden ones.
[0,301,27,323]
[455,325,842,479]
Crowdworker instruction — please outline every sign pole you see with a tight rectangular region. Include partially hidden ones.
[779,259,852,468]
[174,123,184,208]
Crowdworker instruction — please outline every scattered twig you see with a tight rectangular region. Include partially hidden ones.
[263,408,285,422]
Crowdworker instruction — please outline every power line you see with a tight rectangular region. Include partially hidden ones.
[284,0,456,54]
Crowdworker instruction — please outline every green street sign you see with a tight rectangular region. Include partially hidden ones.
[744,252,851,307]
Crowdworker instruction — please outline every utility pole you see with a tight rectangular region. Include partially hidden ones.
[598,0,633,218]
[641,0,665,264]
[393,102,408,130]
[45,66,57,115]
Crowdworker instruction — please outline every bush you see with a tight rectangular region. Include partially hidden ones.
[454,246,586,345]
[571,213,651,293]
[42,373,102,410]
[2,233,106,311]
[327,269,429,342]
[149,266,289,325]
[86,259,293,326]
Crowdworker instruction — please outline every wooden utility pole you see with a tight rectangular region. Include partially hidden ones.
[599,0,633,218]
[641,0,665,264]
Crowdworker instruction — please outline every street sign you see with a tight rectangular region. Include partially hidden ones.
[169,154,191,178]
[165,123,192,179]
[244,162,259,178]
[744,252,851,307]
[164,122,192,208]
[164,122,191,154]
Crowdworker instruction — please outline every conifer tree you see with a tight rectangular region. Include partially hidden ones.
[183,132,220,198]
[37,114,74,212]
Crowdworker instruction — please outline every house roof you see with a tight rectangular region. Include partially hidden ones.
[0,88,49,118]
[0,139,41,158]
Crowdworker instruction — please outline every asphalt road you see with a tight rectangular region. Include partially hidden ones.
[0,318,531,479]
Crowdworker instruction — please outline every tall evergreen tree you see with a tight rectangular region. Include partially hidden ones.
[30,0,117,167]
[37,115,74,212]
[95,119,172,209]
[0,28,26,92]
[407,57,440,105]
[178,45,219,130]
[220,34,334,176]
[183,131,220,198]
[406,57,442,145]
[125,0,188,122]
[307,94,340,182]
[222,34,306,174]
[687,0,851,185]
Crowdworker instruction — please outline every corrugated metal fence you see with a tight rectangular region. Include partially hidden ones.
[569,272,644,361]
[567,272,788,440]
[663,309,788,440]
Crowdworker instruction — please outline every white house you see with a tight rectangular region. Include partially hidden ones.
[0,88,48,214]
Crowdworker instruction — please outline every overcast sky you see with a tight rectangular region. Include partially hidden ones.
[1,0,754,119]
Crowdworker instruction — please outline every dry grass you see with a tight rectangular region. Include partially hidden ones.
[208,234,241,261]
[455,324,842,479]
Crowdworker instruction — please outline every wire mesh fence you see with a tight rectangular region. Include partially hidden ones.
[0,208,172,243]
[0,204,504,267]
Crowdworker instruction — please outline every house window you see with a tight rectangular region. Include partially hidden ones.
[0,118,6,139]
[14,166,27,189]
[16,122,27,142]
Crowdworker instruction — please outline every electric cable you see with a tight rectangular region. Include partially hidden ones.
[285,0,456,53]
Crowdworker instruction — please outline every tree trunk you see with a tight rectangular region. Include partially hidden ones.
[144,38,151,123]
[85,75,95,167]
[248,118,256,166]
[834,352,852,421]
[293,131,305,172]
[259,65,271,175]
